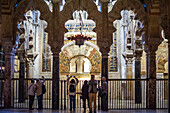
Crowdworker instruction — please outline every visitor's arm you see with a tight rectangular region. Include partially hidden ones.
[42,76,45,83]
[75,77,79,85]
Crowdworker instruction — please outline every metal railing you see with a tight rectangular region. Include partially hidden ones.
[156,79,168,109]
[0,78,168,109]
[108,79,147,109]
[13,79,52,109]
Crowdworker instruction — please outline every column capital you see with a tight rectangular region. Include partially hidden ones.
[51,43,61,57]
[134,49,143,61]
[98,40,110,57]
[126,57,134,65]
[147,44,158,54]
[135,54,142,61]
[27,58,34,66]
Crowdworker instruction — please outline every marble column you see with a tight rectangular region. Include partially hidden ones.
[52,52,60,110]
[147,46,157,109]
[3,44,15,108]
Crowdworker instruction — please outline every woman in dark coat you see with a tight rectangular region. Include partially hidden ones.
[82,80,89,112]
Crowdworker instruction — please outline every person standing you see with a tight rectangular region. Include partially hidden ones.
[82,80,89,112]
[88,75,97,113]
[67,76,79,111]
[101,77,108,111]
[36,76,45,110]
[28,79,37,110]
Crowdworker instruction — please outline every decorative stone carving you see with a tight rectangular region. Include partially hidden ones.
[14,0,53,46]
[108,0,147,25]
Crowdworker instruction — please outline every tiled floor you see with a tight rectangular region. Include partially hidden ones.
[0,109,168,113]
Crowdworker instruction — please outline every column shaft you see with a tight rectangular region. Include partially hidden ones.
[147,51,156,109]
[4,53,14,108]
[101,57,108,80]
[135,60,142,103]
[52,54,59,110]
[19,62,25,103]
[101,56,108,110]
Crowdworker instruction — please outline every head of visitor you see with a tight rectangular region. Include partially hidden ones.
[70,79,75,84]
[84,80,88,85]
[102,77,106,82]
[91,75,95,81]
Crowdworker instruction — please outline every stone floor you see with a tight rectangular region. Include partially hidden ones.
[0,109,168,113]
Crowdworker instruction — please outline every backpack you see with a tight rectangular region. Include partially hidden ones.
[42,84,46,94]
[69,85,75,92]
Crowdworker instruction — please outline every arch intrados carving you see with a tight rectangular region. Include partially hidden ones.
[109,0,147,24]
[59,0,102,33]
[61,41,101,55]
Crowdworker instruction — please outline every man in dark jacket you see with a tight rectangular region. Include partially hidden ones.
[88,75,97,113]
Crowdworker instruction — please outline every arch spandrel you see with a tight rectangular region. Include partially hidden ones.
[14,0,53,45]
[109,0,147,24]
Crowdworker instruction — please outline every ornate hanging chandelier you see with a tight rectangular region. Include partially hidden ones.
[67,34,92,47]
